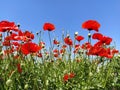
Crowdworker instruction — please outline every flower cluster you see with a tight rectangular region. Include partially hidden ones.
[0,20,120,90]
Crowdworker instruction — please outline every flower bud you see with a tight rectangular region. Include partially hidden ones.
[6,79,12,86]
[24,84,29,89]
[74,32,78,36]
[88,33,91,37]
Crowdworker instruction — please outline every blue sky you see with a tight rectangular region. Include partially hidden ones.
[0,0,120,49]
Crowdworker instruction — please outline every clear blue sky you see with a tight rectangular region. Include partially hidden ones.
[0,0,120,49]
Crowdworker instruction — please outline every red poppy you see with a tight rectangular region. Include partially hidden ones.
[37,53,42,57]
[98,48,113,58]
[43,23,55,31]
[63,74,69,82]
[23,31,34,39]
[87,46,102,56]
[112,49,119,55]
[92,33,103,40]
[53,39,60,45]
[60,49,66,54]
[12,42,20,46]
[53,49,59,53]
[75,44,81,49]
[69,72,75,78]
[100,36,112,45]
[82,20,100,32]
[2,41,11,46]
[64,37,73,46]
[21,42,41,55]
[81,42,92,50]
[75,35,84,42]
[0,20,19,32]
[62,45,67,48]
[54,53,59,57]
[5,33,18,41]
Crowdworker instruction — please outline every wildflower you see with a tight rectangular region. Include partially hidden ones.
[100,36,112,45]
[43,23,55,31]
[82,20,100,32]
[69,72,75,78]
[81,42,92,50]
[53,39,60,45]
[21,42,41,55]
[64,37,73,46]
[63,74,69,82]
[75,35,84,42]
[2,40,11,46]
[23,31,34,39]
[54,53,59,57]
[112,49,119,55]
[92,33,103,40]
[0,20,19,32]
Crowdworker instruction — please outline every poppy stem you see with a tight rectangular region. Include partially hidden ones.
[48,31,53,49]
[88,31,91,44]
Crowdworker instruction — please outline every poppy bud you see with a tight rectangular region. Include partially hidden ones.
[24,84,29,89]
[17,23,20,28]
[36,32,39,35]
[67,34,70,38]
[74,32,78,36]
[6,79,12,86]
[88,33,91,38]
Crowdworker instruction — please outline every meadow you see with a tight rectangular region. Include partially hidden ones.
[0,20,120,90]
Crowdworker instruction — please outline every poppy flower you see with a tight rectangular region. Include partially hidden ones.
[43,23,55,31]
[81,42,92,50]
[92,33,103,40]
[69,72,75,78]
[64,37,73,46]
[60,49,66,54]
[53,39,60,45]
[112,49,119,55]
[62,45,67,48]
[54,53,59,57]
[98,48,113,58]
[2,41,11,46]
[0,20,19,32]
[37,53,42,57]
[75,35,84,42]
[100,36,112,45]
[21,42,41,55]
[53,49,59,53]
[82,20,100,32]
[87,46,102,56]
[23,31,34,39]
[63,74,69,82]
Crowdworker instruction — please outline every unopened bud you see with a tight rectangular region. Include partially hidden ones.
[6,79,12,86]
[88,33,91,37]
[24,84,29,89]
[74,32,78,36]
[67,34,70,38]
[17,23,20,28]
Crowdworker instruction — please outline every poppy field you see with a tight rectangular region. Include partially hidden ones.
[0,20,120,90]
